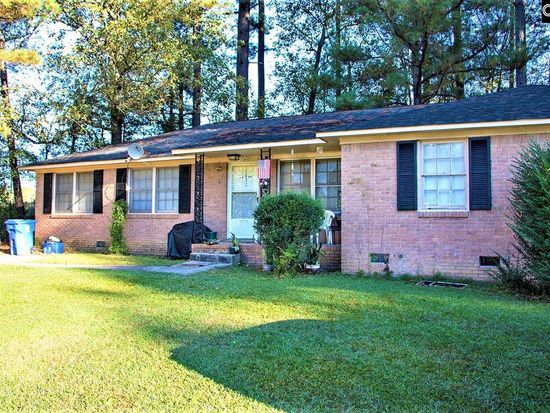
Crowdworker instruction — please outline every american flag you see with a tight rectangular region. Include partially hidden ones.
[258,159,271,180]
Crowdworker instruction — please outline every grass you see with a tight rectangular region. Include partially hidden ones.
[0,266,548,412]
[16,251,174,266]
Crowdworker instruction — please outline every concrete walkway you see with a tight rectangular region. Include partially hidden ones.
[0,254,230,276]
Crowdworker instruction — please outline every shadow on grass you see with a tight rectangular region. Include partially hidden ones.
[167,317,513,412]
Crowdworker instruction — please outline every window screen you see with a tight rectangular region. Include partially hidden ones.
[129,169,153,213]
[280,160,311,193]
[55,173,73,213]
[75,172,93,213]
[315,159,341,210]
[421,143,466,209]
[156,167,178,212]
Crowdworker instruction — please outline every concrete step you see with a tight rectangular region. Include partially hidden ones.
[189,252,240,265]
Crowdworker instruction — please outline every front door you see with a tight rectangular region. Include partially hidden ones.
[228,163,258,239]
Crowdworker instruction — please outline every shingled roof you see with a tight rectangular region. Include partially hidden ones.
[27,85,550,167]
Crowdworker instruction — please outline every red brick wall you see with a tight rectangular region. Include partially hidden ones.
[341,134,550,279]
[192,242,340,271]
[35,162,228,255]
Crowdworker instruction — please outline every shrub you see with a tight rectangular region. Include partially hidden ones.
[109,200,128,255]
[495,141,550,295]
[254,192,324,276]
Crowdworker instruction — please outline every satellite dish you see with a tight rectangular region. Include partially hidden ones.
[128,143,144,160]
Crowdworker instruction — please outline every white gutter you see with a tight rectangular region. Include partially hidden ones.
[315,118,550,138]
[171,138,327,155]
[20,154,195,171]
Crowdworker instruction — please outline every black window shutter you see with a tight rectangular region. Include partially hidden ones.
[43,173,53,214]
[93,170,103,213]
[178,164,192,214]
[115,168,127,202]
[396,141,417,211]
[469,137,492,210]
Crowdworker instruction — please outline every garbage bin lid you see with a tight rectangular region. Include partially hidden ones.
[5,219,36,224]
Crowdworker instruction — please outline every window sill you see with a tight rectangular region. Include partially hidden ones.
[49,214,95,219]
[417,210,469,218]
[127,213,182,219]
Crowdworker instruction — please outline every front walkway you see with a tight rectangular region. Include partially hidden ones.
[0,253,229,276]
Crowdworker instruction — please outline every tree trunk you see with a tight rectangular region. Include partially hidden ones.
[166,89,176,132]
[110,106,124,144]
[411,48,423,105]
[307,27,327,114]
[236,0,250,121]
[192,22,202,128]
[177,81,185,130]
[508,0,515,88]
[257,0,266,118]
[514,0,527,87]
[0,35,25,217]
[452,6,464,100]
[334,0,342,98]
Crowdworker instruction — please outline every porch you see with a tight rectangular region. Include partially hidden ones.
[191,241,341,271]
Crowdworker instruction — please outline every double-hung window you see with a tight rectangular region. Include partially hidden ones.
[54,172,93,213]
[128,167,179,213]
[75,172,93,212]
[279,160,311,193]
[420,142,466,210]
[129,169,153,213]
[156,167,179,213]
[315,159,341,211]
[55,173,74,213]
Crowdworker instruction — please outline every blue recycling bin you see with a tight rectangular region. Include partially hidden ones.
[43,241,64,254]
[4,219,36,256]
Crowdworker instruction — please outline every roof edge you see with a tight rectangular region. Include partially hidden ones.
[316,118,550,138]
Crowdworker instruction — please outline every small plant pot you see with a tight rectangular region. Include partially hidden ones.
[305,263,321,274]
[263,264,273,272]
[205,231,218,244]
[229,246,240,254]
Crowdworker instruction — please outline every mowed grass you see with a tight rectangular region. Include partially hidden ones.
[0,266,548,412]
[18,251,174,266]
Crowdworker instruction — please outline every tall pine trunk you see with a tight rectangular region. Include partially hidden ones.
[257,0,266,118]
[192,22,202,128]
[110,106,124,144]
[514,0,527,87]
[452,6,464,100]
[508,1,515,88]
[236,0,250,121]
[0,34,25,217]
[334,0,342,98]
[177,81,185,130]
[307,27,327,114]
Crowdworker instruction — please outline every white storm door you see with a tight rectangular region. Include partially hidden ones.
[228,164,258,239]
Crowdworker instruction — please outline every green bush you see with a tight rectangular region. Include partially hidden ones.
[494,141,550,295]
[109,200,128,255]
[254,192,324,276]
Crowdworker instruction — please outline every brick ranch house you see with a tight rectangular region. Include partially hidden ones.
[22,86,550,279]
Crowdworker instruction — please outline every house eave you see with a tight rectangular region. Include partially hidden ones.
[170,138,327,155]
[20,154,196,171]
[316,118,550,139]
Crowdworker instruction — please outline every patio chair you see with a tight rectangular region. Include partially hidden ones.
[321,210,336,245]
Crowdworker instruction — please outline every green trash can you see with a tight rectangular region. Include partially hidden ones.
[5,219,36,256]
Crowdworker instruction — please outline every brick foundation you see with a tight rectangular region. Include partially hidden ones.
[192,242,341,271]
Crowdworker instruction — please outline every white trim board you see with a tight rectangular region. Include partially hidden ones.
[316,118,550,138]
[171,138,327,155]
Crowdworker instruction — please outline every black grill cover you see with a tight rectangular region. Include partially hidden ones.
[167,221,212,259]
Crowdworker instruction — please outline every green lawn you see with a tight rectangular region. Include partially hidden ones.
[0,266,548,412]
[19,252,174,266]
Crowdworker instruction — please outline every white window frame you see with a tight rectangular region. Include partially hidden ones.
[277,157,342,211]
[52,172,94,215]
[417,140,469,212]
[127,167,179,214]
